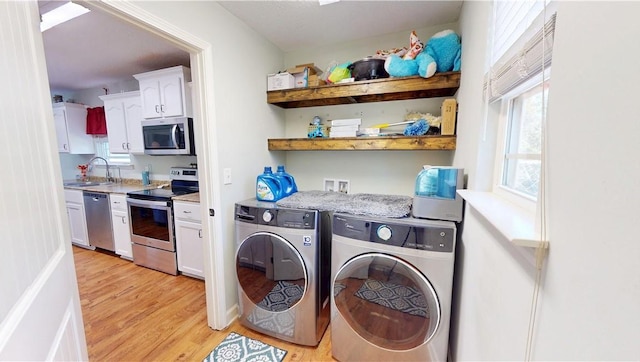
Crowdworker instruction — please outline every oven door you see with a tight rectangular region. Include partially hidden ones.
[127,197,175,251]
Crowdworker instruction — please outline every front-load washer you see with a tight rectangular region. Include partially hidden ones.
[330,212,456,361]
[234,199,331,346]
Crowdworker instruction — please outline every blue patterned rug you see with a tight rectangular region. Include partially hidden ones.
[354,279,429,317]
[203,332,287,362]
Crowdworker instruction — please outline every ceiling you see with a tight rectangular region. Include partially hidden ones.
[41,1,462,92]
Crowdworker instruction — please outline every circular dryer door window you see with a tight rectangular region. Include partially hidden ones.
[236,231,308,312]
[333,252,440,351]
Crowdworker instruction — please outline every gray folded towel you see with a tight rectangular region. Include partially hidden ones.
[276,190,412,218]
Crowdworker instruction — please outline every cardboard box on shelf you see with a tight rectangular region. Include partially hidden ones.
[267,72,295,91]
[289,67,309,88]
[441,98,457,135]
[308,74,326,87]
[288,63,323,76]
[286,63,324,88]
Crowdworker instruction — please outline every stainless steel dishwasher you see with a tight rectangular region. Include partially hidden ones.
[83,191,115,251]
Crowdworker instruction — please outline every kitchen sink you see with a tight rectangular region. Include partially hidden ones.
[64,181,113,187]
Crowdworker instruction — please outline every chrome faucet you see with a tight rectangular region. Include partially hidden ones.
[87,156,112,183]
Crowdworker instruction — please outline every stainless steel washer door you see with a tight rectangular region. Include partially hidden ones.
[236,231,308,312]
[333,252,441,351]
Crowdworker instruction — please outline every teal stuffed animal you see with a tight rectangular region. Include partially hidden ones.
[385,30,461,79]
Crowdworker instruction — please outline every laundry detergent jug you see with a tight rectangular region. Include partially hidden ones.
[256,166,284,202]
[276,165,298,197]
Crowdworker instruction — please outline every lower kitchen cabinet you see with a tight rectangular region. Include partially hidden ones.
[110,194,133,260]
[64,189,90,248]
[174,200,204,279]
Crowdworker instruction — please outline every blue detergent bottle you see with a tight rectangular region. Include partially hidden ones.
[256,166,284,202]
[276,165,298,197]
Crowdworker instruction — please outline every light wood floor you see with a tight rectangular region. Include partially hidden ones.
[72,246,334,361]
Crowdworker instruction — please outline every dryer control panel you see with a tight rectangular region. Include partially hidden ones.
[235,202,317,229]
[333,214,455,253]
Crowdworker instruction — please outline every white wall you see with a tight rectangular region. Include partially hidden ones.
[452,1,640,360]
[283,24,459,195]
[129,1,285,321]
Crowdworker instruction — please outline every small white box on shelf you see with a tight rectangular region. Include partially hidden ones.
[330,125,360,132]
[329,131,357,138]
[330,118,361,126]
[267,72,295,91]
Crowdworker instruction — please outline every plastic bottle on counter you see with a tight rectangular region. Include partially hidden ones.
[142,165,151,185]
[276,165,298,197]
[256,166,284,202]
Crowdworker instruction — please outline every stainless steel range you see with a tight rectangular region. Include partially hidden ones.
[127,167,198,275]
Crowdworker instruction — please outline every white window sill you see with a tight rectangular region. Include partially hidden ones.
[457,190,548,249]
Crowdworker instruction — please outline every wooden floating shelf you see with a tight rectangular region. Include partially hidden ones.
[268,135,456,151]
[267,72,461,108]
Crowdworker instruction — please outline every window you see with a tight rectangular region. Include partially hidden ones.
[94,137,131,165]
[486,1,556,205]
[498,79,548,200]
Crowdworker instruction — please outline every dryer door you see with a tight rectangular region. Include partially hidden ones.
[333,252,440,351]
[236,231,307,311]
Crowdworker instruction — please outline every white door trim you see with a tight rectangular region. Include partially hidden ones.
[81,0,227,329]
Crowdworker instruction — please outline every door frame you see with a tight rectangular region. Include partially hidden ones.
[80,1,226,329]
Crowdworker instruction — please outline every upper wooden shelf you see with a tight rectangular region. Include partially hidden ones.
[268,135,456,151]
[267,71,461,108]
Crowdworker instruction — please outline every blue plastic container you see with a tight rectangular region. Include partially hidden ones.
[415,166,438,197]
[276,165,298,197]
[415,166,459,199]
[256,166,284,202]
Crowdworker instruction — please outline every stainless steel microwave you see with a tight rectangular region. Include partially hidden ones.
[141,117,195,155]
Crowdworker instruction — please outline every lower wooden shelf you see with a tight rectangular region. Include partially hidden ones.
[268,135,456,151]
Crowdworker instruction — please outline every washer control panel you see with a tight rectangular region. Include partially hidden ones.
[333,214,456,253]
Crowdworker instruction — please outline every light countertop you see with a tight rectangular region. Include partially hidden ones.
[172,192,200,203]
[63,179,158,194]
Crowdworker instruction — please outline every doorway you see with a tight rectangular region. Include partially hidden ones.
[41,1,225,330]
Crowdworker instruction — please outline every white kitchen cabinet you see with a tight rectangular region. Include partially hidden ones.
[174,200,204,279]
[53,102,94,154]
[133,66,192,119]
[64,189,91,248]
[110,194,133,260]
[100,91,144,154]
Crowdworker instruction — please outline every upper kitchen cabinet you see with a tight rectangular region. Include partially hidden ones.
[100,91,144,154]
[53,102,94,154]
[133,66,193,119]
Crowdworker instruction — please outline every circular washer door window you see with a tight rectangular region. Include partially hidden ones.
[333,252,440,350]
[236,231,307,312]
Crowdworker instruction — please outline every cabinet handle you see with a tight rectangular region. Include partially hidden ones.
[122,142,126,150]
[160,104,165,113]
[121,216,126,224]
[155,105,160,114]
[114,201,120,204]
[183,210,191,214]
[198,229,202,238]
[127,142,131,150]
[64,144,68,150]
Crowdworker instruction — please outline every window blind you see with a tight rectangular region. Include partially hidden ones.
[485,3,556,102]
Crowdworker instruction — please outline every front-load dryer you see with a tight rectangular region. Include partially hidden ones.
[330,213,456,361]
[234,199,331,346]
